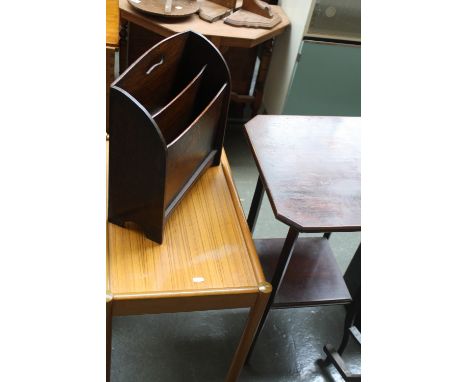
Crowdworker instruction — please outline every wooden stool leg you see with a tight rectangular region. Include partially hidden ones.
[225,282,272,382]
[106,295,113,382]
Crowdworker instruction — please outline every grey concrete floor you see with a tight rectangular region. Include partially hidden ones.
[110,123,361,382]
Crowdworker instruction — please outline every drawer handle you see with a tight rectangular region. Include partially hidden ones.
[146,57,164,75]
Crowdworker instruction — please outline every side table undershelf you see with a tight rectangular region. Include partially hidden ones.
[255,237,351,308]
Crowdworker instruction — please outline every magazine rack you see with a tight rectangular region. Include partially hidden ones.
[108,31,231,243]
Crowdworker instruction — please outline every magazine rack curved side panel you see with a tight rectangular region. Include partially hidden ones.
[108,87,167,244]
[108,31,231,244]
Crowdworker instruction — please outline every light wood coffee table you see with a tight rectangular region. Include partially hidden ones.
[106,145,271,381]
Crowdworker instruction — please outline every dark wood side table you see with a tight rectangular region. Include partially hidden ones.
[117,0,290,117]
[243,115,361,360]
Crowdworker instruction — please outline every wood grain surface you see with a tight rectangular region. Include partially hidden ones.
[225,0,281,29]
[210,0,236,9]
[255,237,352,307]
[107,149,265,296]
[224,9,281,29]
[119,0,290,48]
[198,0,232,23]
[153,64,207,140]
[107,0,120,46]
[126,0,199,18]
[244,115,361,232]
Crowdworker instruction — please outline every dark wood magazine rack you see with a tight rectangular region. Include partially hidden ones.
[108,31,231,243]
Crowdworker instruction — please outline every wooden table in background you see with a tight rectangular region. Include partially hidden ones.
[106,144,272,382]
[243,115,361,359]
[118,0,290,116]
[107,0,119,133]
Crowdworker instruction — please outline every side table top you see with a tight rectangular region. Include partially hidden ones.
[244,115,361,232]
[119,0,290,48]
[107,149,266,298]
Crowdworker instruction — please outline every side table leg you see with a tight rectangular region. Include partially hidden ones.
[247,176,264,232]
[344,244,361,300]
[246,227,300,362]
[119,20,128,74]
[225,282,272,382]
[106,294,113,382]
[338,292,360,355]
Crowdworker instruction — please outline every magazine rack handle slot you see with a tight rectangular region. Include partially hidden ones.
[146,56,165,75]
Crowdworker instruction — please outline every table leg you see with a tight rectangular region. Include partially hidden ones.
[323,232,332,239]
[106,295,113,382]
[324,244,361,368]
[344,244,361,306]
[323,292,361,382]
[338,291,360,355]
[106,46,116,135]
[252,39,274,116]
[246,227,300,362]
[119,19,129,74]
[247,176,264,232]
[225,282,272,382]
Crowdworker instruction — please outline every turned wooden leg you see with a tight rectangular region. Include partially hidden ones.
[252,39,273,116]
[119,20,128,74]
[225,282,272,382]
[106,46,116,135]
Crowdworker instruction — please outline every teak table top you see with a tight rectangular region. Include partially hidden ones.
[107,150,265,299]
[119,0,290,48]
[107,0,120,46]
[244,115,361,232]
